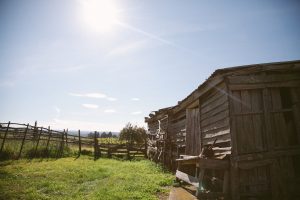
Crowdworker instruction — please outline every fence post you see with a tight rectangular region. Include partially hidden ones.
[18,123,29,159]
[33,121,38,139]
[78,129,81,157]
[34,127,43,158]
[65,129,68,146]
[60,129,65,157]
[0,121,10,153]
[46,126,52,157]
[94,131,100,160]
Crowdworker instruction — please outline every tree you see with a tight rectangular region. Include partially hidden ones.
[107,131,112,138]
[101,132,107,138]
[119,123,147,144]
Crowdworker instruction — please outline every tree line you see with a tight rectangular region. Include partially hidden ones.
[87,123,147,144]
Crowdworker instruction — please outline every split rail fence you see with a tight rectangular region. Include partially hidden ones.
[0,121,146,160]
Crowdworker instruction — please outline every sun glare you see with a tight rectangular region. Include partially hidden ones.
[79,0,119,33]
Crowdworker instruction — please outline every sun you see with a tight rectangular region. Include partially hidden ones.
[79,0,120,33]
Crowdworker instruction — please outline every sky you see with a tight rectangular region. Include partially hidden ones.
[0,0,300,132]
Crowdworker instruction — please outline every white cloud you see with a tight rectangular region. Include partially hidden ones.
[69,92,107,98]
[104,109,116,113]
[131,111,142,115]
[69,92,117,101]
[131,97,140,101]
[107,97,117,101]
[82,104,99,109]
[45,118,124,132]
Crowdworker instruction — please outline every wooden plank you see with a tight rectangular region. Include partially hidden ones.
[203,127,230,139]
[201,110,229,127]
[201,94,227,114]
[0,121,10,153]
[201,101,228,121]
[198,158,229,169]
[201,83,226,108]
[18,123,29,159]
[176,170,199,187]
[202,133,231,145]
[242,90,255,153]
[228,73,300,84]
[229,80,300,90]
[201,118,229,133]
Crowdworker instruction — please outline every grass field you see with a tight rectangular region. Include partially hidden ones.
[0,156,173,200]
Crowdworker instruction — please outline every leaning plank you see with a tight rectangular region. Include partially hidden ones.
[176,170,199,187]
[198,158,229,169]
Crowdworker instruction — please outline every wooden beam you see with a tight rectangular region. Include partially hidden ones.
[176,170,199,187]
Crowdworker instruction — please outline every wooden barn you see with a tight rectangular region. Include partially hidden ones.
[145,60,300,199]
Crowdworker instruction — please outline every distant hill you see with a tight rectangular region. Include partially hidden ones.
[68,130,120,136]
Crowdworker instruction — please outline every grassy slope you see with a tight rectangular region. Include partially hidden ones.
[0,157,173,200]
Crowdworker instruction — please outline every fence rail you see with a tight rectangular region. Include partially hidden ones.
[0,121,146,160]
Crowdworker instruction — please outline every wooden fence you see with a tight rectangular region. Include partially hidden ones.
[0,121,146,160]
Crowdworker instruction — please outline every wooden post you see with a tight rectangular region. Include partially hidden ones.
[65,129,68,146]
[108,138,111,158]
[46,126,52,157]
[33,127,43,158]
[0,121,10,153]
[60,129,65,157]
[33,121,38,139]
[18,123,29,159]
[78,129,81,157]
[94,131,100,160]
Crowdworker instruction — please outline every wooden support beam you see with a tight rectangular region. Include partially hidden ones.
[18,123,29,159]
[176,170,199,187]
[0,121,10,153]
[33,127,43,158]
[46,126,52,157]
[78,129,81,157]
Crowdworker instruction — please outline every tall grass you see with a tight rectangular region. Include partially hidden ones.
[0,156,174,200]
[0,140,80,161]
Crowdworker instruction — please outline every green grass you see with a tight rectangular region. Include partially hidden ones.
[0,156,173,200]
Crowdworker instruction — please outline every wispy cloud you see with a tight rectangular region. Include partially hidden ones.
[69,92,107,98]
[43,118,123,132]
[106,40,148,57]
[82,104,99,109]
[107,97,117,101]
[53,106,61,118]
[69,92,117,101]
[116,21,198,55]
[131,111,142,115]
[131,97,140,101]
[104,109,116,113]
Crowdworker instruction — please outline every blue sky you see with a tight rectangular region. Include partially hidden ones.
[1,0,300,131]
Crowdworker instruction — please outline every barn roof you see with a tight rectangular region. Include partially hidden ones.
[146,60,300,120]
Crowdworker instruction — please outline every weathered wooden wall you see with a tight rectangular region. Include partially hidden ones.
[200,82,231,149]
[228,69,300,199]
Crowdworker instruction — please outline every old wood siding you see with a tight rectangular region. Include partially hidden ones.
[199,82,231,148]
[185,108,201,155]
[229,88,266,155]
[228,70,300,199]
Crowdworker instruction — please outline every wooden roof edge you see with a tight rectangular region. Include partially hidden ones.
[144,106,173,123]
[172,60,300,114]
[145,60,300,118]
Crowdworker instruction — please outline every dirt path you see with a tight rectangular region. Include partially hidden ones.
[166,186,197,200]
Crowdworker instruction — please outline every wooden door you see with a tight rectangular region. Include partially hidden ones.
[185,108,201,155]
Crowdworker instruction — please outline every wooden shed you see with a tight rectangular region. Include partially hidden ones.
[145,60,300,199]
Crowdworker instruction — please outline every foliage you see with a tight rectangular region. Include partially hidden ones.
[0,157,173,200]
[0,140,80,161]
[119,123,147,144]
